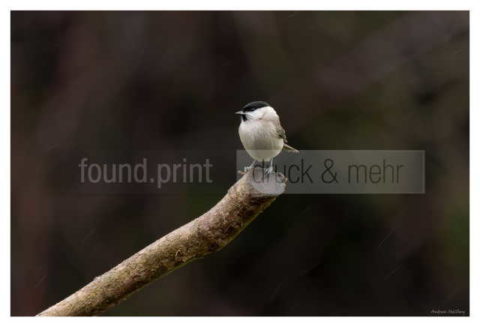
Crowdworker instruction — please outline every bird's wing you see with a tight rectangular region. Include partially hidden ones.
[277,125,287,143]
[276,120,299,153]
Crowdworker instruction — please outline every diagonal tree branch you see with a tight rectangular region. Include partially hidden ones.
[38,168,286,316]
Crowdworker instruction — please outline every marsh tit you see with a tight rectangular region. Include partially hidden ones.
[236,101,298,174]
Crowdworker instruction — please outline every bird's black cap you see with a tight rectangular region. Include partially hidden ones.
[242,101,270,112]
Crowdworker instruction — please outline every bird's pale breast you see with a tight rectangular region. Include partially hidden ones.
[238,120,283,161]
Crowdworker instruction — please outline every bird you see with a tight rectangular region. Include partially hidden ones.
[236,101,298,174]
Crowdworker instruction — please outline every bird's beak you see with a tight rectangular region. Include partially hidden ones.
[235,111,244,115]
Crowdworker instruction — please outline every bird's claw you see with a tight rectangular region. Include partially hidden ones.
[264,166,274,175]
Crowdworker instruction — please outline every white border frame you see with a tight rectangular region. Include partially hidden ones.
[2,1,476,325]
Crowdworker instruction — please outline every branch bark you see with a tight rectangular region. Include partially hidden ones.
[38,168,286,316]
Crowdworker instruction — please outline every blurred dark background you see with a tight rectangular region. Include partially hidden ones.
[11,11,469,316]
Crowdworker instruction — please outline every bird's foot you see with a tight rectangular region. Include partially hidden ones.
[238,161,257,175]
[264,165,274,175]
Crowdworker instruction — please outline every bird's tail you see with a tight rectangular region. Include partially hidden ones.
[283,144,299,153]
